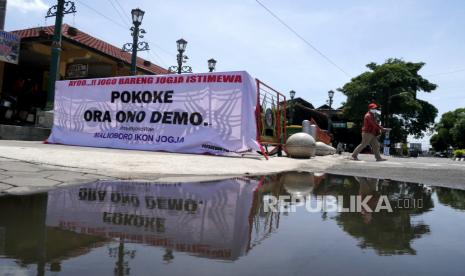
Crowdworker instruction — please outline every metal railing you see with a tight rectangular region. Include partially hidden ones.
[255,79,287,157]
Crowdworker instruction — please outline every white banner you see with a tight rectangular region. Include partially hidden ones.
[47,71,260,155]
[46,178,259,260]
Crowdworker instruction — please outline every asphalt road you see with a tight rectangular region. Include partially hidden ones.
[327,153,465,189]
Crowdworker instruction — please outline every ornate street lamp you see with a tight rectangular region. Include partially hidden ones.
[208,58,217,72]
[131,8,144,24]
[169,38,192,74]
[289,90,296,125]
[327,90,334,109]
[122,8,149,75]
[290,90,296,100]
[45,0,76,109]
[177,38,187,52]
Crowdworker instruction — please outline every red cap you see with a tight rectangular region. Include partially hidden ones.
[368,103,378,109]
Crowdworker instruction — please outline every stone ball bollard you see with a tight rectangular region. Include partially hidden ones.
[281,171,315,197]
[315,141,333,156]
[285,132,316,158]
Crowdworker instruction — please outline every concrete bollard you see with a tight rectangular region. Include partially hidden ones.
[309,124,317,139]
[302,120,311,134]
[281,171,314,197]
[286,132,316,158]
[315,141,335,156]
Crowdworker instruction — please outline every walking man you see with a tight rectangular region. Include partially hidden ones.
[351,103,387,161]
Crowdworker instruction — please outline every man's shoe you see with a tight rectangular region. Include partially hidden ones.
[376,158,387,162]
[351,156,360,161]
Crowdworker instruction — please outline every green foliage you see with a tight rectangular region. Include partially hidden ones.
[339,58,438,144]
[430,133,448,152]
[430,108,465,151]
[450,118,465,149]
[436,187,465,210]
[453,149,465,158]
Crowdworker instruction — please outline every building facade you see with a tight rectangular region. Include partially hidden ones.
[0,24,167,126]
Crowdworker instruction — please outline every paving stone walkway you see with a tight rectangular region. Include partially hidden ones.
[0,157,114,195]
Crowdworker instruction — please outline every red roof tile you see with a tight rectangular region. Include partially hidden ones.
[12,24,168,75]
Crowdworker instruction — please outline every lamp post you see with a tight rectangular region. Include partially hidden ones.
[289,90,296,125]
[45,0,76,110]
[208,58,217,72]
[169,38,192,74]
[122,8,149,75]
[0,0,7,30]
[108,239,136,276]
[327,90,334,109]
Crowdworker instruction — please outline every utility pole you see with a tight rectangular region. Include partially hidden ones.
[45,0,76,110]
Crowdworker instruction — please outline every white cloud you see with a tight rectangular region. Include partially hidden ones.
[8,0,48,13]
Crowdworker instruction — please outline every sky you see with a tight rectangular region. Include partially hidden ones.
[6,0,465,146]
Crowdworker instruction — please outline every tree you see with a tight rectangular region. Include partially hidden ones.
[339,58,438,144]
[431,108,465,150]
[430,130,449,152]
[450,119,465,149]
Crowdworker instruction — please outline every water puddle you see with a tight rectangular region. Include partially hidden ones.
[1,172,465,275]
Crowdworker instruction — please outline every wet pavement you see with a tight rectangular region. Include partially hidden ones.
[1,172,465,275]
[1,141,465,196]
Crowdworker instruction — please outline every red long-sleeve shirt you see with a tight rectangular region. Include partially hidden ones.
[362,111,382,135]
